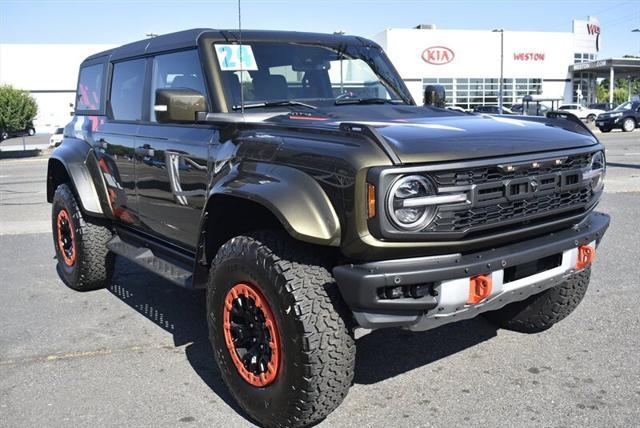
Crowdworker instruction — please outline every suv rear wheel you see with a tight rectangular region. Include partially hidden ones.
[207,231,355,428]
[483,267,591,333]
[52,184,114,290]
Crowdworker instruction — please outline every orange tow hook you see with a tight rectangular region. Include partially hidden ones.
[467,274,492,304]
[577,245,595,270]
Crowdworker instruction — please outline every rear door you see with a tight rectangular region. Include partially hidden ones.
[134,49,215,249]
[93,58,148,225]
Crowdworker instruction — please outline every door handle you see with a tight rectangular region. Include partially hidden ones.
[135,145,154,157]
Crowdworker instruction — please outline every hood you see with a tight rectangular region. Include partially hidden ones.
[265,105,599,164]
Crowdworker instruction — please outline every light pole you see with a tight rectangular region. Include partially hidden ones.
[493,29,505,113]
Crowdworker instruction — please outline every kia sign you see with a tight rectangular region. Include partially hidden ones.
[513,52,546,61]
[421,46,455,65]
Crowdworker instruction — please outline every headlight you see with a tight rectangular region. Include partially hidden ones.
[386,175,437,231]
[611,112,623,118]
[583,151,605,192]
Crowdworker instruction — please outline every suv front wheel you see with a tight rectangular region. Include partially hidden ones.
[484,267,591,333]
[207,231,355,428]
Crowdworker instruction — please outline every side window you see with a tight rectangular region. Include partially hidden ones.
[150,50,207,121]
[110,59,146,121]
[76,63,104,112]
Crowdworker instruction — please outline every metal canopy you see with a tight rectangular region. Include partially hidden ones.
[569,58,640,104]
[569,58,640,77]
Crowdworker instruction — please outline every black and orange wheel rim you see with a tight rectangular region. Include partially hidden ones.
[223,283,281,387]
[56,209,76,266]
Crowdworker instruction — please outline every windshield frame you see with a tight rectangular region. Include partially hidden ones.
[207,38,415,112]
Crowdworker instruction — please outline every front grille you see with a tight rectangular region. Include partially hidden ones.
[432,153,591,187]
[428,187,593,232]
[419,152,598,234]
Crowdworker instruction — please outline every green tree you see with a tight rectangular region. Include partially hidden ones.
[0,85,38,132]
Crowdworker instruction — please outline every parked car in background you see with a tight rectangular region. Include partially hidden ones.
[588,102,617,112]
[595,101,640,133]
[0,124,36,142]
[473,105,515,115]
[511,103,549,116]
[49,128,64,147]
[557,104,605,122]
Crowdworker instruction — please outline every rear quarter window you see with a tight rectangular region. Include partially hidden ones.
[76,63,104,113]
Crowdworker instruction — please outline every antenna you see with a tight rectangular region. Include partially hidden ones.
[238,0,244,115]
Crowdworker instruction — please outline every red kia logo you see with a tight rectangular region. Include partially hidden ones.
[422,46,455,65]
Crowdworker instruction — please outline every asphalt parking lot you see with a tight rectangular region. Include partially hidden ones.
[1,131,639,427]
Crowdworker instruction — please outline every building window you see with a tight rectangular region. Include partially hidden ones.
[423,77,542,109]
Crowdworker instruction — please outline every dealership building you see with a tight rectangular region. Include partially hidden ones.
[374,16,612,109]
[1,16,638,133]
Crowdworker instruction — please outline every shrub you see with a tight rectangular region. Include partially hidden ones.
[0,85,38,132]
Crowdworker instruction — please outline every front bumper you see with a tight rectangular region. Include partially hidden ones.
[334,211,609,330]
[595,116,621,128]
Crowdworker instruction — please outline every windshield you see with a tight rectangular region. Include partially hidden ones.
[213,41,412,110]
[615,102,633,111]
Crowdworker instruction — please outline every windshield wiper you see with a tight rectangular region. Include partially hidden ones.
[334,97,404,106]
[232,100,317,110]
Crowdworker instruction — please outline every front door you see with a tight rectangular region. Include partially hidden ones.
[135,125,214,249]
[134,49,214,250]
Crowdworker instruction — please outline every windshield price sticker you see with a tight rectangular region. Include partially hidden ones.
[215,44,258,71]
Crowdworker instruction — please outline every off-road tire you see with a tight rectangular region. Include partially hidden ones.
[52,184,114,291]
[207,231,355,428]
[483,267,591,333]
[622,117,635,132]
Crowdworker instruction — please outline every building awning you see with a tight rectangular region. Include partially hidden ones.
[569,58,640,77]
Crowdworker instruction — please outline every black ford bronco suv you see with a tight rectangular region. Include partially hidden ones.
[47,29,609,427]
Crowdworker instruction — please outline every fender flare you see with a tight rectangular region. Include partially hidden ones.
[47,139,111,217]
[208,161,341,246]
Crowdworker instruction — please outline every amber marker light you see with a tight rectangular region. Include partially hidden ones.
[367,183,376,218]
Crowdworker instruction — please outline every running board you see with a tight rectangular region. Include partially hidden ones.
[106,236,193,288]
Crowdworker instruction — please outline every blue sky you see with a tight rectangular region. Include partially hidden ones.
[1,0,639,57]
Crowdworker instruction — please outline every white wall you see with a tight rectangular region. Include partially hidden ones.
[375,28,576,104]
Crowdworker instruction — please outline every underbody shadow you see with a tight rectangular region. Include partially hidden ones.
[101,256,499,415]
[354,319,498,384]
[105,257,249,421]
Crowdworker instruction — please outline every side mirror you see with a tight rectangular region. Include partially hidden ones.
[424,85,446,108]
[154,88,206,123]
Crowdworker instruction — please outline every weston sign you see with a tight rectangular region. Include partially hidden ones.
[421,46,455,65]
[513,52,546,61]
[587,23,600,35]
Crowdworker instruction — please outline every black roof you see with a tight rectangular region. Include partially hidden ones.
[83,28,377,63]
